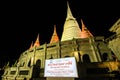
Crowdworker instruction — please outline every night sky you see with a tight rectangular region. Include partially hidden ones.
[0,0,119,67]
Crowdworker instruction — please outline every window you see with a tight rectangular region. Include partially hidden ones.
[19,70,29,75]
[10,71,16,75]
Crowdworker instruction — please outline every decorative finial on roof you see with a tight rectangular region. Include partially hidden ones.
[29,41,33,49]
[80,19,93,38]
[66,1,74,20]
[50,25,59,43]
[33,34,40,47]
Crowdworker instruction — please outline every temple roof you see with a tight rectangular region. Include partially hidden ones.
[109,18,120,33]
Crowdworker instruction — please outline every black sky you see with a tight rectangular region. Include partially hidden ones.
[0,0,120,67]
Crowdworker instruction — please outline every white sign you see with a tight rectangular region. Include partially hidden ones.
[44,57,78,77]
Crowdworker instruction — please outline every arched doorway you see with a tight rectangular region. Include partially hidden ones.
[36,59,41,67]
[32,59,41,78]
[102,53,108,61]
[82,54,90,63]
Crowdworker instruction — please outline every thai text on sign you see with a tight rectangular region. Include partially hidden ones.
[44,57,78,77]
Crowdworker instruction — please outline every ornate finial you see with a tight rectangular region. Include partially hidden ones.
[80,19,93,38]
[29,41,33,49]
[50,25,59,43]
[66,1,74,20]
[33,34,40,47]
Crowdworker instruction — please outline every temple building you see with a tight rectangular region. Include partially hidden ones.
[1,2,120,80]
[105,18,120,60]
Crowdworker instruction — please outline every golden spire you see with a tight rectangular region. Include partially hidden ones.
[50,25,59,43]
[33,34,40,47]
[80,19,93,38]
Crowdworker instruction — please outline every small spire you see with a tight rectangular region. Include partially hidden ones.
[29,41,33,49]
[13,60,18,67]
[80,19,93,38]
[50,25,59,43]
[6,61,9,67]
[33,34,40,47]
[3,61,9,69]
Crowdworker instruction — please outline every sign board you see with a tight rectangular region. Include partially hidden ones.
[44,57,78,77]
